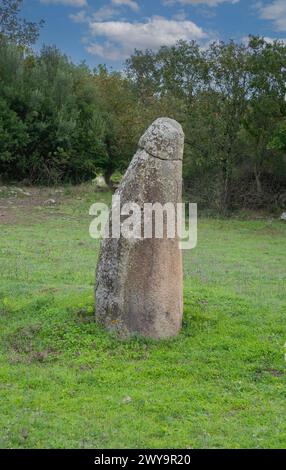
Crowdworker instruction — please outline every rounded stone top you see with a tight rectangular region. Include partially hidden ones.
[138,117,184,161]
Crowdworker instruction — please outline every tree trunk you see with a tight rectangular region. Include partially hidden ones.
[254,165,262,195]
[104,167,113,187]
[221,159,231,215]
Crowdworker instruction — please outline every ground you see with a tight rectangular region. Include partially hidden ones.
[0,184,285,449]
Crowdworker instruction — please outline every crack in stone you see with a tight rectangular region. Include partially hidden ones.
[138,144,182,162]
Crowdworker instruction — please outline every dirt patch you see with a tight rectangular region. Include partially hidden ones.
[0,186,65,225]
[6,324,60,364]
[265,368,284,377]
[6,324,42,354]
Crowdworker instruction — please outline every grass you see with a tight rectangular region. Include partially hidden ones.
[0,185,285,448]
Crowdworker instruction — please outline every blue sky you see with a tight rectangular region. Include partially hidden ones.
[21,0,286,68]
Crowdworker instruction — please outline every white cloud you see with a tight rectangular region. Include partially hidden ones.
[163,0,239,6]
[258,0,286,31]
[69,10,87,22]
[41,0,87,6]
[173,10,188,20]
[111,0,140,12]
[70,0,139,24]
[86,16,208,60]
[69,4,121,23]
[92,5,120,21]
[242,35,286,45]
[86,42,126,61]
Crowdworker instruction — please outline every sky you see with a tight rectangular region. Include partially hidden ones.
[21,0,286,69]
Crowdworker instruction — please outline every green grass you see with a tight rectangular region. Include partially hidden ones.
[0,187,285,448]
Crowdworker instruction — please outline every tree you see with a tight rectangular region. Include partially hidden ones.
[243,36,286,196]
[0,0,43,46]
[1,31,286,209]
[0,97,28,178]
[128,40,253,212]
[93,65,162,182]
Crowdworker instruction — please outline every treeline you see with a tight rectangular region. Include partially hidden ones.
[127,38,286,212]
[0,38,154,185]
[1,34,286,212]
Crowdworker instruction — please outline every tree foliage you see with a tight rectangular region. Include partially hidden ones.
[1,15,286,211]
[0,0,43,46]
[0,37,150,183]
[127,37,286,212]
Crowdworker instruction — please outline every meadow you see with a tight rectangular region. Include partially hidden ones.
[0,185,285,448]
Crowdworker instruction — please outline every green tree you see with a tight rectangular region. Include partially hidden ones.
[242,36,286,196]
[0,0,43,46]
[0,97,28,178]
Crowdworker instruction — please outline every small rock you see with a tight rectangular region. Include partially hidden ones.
[44,199,56,205]
[280,212,286,221]
[122,396,132,404]
[21,428,29,440]
[11,187,32,196]
[92,175,109,191]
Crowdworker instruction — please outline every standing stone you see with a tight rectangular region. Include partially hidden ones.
[95,117,184,339]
